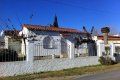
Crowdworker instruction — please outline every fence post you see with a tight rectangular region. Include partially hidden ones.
[52,54,55,59]
[111,43,115,57]
[69,43,74,59]
[98,43,105,57]
[26,40,34,62]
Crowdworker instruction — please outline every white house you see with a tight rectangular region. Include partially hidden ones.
[20,24,89,61]
[93,35,120,60]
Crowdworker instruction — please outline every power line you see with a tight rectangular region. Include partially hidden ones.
[0,18,12,30]
[0,24,4,30]
[43,0,120,15]
[16,14,22,27]
[7,18,16,30]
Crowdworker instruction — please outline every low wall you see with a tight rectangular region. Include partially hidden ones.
[0,56,99,77]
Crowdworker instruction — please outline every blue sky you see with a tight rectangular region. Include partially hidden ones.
[0,0,120,34]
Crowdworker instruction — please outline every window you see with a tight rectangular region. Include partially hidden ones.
[43,36,55,49]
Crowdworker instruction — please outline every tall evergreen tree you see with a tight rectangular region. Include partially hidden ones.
[53,15,59,28]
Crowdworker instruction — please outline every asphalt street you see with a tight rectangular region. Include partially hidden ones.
[74,70,120,80]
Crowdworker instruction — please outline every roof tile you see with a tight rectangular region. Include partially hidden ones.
[97,35,120,40]
[23,24,87,34]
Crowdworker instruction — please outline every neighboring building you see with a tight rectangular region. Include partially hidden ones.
[93,35,120,58]
[20,24,89,60]
[0,30,5,48]
[0,30,22,56]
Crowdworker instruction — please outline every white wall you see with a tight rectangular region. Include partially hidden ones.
[96,39,120,57]
[4,36,9,49]
[8,40,21,54]
[33,36,61,56]
[22,28,62,57]
[74,43,88,55]
[22,27,89,59]
[0,56,99,77]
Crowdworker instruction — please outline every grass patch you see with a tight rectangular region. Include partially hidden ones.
[1,63,120,80]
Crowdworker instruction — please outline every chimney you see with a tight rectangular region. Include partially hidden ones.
[101,27,110,45]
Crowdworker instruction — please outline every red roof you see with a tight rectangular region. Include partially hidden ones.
[23,24,87,34]
[97,35,120,40]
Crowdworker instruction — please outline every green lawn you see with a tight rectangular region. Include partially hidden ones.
[1,63,120,80]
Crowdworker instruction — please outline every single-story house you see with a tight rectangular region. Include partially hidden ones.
[20,24,91,60]
[93,35,120,60]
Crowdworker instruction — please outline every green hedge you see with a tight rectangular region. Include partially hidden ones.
[98,56,116,65]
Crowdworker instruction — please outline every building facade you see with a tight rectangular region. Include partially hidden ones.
[20,24,89,61]
[93,35,120,60]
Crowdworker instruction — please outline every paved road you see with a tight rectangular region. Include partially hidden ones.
[74,70,120,80]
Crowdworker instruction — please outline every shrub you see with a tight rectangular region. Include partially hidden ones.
[0,49,18,62]
[98,56,116,65]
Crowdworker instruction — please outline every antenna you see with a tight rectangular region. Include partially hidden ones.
[16,14,22,27]
[90,26,94,34]
[83,26,88,33]
[29,13,34,24]
[7,18,16,30]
